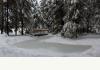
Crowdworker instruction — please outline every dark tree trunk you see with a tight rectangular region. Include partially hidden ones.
[20,9,24,35]
[20,1,24,35]
[15,8,18,36]
[6,0,9,36]
[1,0,4,34]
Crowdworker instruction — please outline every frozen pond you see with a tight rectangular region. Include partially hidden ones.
[15,39,91,53]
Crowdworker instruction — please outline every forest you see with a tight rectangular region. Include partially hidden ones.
[0,0,100,38]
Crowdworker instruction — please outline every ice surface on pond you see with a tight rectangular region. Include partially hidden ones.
[15,40,91,53]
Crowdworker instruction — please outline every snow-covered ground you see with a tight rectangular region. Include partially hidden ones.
[0,32,100,57]
[40,34,100,57]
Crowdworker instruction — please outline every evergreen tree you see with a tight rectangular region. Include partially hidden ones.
[0,0,38,35]
[40,0,65,34]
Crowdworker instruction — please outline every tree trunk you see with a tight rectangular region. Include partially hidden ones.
[1,0,4,34]
[15,8,18,36]
[20,1,24,35]
[20,9,24,35]
[6,0,9,36]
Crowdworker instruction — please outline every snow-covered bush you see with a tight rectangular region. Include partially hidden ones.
[61,21,78,38]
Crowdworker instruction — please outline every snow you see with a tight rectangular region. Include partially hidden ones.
[40,34,100,56]
[0,33,71,57]
[41,34,100,46]
[37,0,41,5]
[0,34,35,57]
[0,32,100,57]
[15,39,91,56]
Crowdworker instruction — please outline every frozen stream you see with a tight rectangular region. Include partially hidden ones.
[15,39,91,53]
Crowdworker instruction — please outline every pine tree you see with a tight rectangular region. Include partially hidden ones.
[0,0,38,35]
[40,0,65,34]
